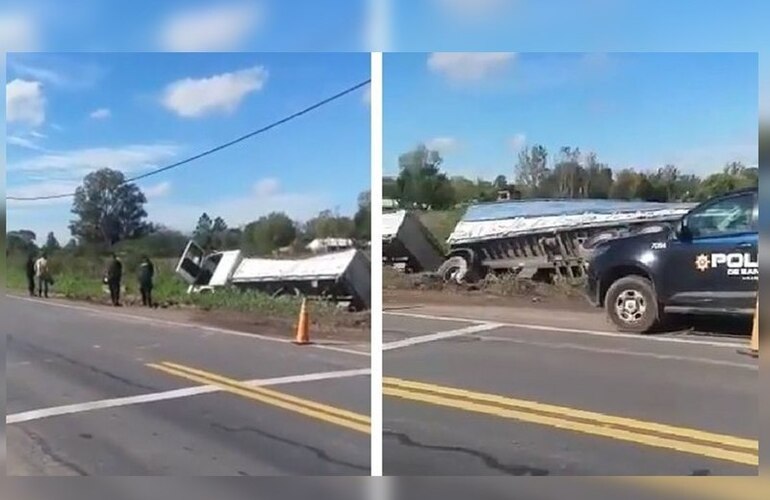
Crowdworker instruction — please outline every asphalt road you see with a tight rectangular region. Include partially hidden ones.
[5,477,768,500]
[383,305,758,476]
[5,296,371,476]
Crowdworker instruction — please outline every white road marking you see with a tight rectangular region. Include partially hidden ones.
[481,335,758,369]
[382,323,503,351]
[384,311,747,349]
[6,368,371,425]
[8,295,369,357]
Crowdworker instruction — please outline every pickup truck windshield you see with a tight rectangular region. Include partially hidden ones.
[686,192,755,238]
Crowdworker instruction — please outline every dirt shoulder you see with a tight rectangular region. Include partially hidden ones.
[8,292,370,344]
[384,287,610,332]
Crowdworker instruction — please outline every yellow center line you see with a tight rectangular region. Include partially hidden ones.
[148,362,370,434]
[161,362,370,425]
[383,378,757,466]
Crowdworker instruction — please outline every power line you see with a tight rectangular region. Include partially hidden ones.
[8,78,371,201]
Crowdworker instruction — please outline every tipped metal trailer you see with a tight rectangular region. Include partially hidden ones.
[175,240,371,310]
[382,210,445,273]
[438,199,696,283]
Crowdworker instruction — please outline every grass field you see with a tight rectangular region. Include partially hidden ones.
[5,253,347,322]
[414,208,464,251]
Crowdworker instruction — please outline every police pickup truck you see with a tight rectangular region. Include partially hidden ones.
[586,187,758,333]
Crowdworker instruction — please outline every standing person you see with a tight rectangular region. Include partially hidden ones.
[138,255,155,308]
[34,252,49,298]
[25,252,37,296]
[106,252,123,306]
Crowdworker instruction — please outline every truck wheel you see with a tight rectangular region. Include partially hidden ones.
[438,255,472,284]
[605,276,660,333]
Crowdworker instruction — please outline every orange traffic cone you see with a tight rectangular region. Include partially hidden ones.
[739,298,758,358]
[294,298,311,345]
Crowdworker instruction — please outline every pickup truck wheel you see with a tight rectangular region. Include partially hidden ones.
[605,276,660,333]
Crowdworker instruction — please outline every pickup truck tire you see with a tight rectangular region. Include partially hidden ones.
[605,275,660,333]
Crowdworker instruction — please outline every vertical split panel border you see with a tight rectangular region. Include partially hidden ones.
[370,50,384,476]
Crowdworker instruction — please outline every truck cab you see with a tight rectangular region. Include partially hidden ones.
[586,187,758,333]
[175,240,242,293]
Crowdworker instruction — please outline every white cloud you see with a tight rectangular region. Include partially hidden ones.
[30,130,47,139]
[0,12,39,52]
[6,79,46,126]
[7,134,46,151]
[90,108,111,119]
[428,52,516,83]
[144,181,172,198]
[162,66,268,118]
[426,137,459,153]
[10,59,106,89]
[159,3,263,51]
[9,143,180,177]
[254,177,280,197]
[508,133,527,151]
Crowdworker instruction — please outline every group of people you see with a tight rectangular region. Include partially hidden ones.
[25,252,156,308]
[104,254,156,307]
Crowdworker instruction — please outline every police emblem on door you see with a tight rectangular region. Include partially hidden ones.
[695,254,710,272]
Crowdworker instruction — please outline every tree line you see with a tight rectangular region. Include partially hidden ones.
[7,167,371,259]
[383,144,758,210]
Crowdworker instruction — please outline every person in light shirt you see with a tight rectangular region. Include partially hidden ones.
[34,252,50,298]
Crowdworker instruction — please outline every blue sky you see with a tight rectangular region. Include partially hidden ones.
[384,53,758,182]
[388,0,769,122]
[390,1,769,52]
[6,52,371,242]
[2,0,370,52]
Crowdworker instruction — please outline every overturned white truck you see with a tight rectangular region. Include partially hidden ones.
[175,240,371,310]
[441,199,697,282]
[383,200,696,283]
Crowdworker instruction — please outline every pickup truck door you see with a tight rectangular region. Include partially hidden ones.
[662,191,758,313]
[175,240,206,284]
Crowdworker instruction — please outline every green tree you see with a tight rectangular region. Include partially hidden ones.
[194,213,214,249]
[396,144,455,209]
[243,212,297,255]
[382,177,400,200]
[7,230,37,255]
[515,145,549,196]
[44,232,61,254]
[493,175,508,190]
[450,176,479,204]
[69,168,150,247]
[353,191,371,241]
[583,152,613,199]
[549,147,585,198]
[212,216,227,233]
[697,162,758,200]
[610,169,638,200]
[305,209,355,239]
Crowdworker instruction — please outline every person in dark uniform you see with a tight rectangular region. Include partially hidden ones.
[25,252,36,296]
[106,253,123,306]
[138,255,155,307]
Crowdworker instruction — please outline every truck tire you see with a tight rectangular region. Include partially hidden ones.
[605,275,660,333]
[438,255,473,284]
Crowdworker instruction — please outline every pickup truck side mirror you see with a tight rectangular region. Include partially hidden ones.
[677,219,693,242]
